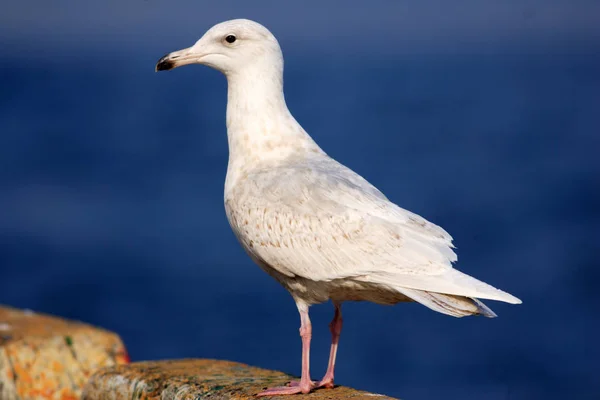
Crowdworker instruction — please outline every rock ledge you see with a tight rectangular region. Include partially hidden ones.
[0,305,128,400]
[82,358,397,399]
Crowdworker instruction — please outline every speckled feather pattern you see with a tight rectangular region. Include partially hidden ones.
[224,155,519,308]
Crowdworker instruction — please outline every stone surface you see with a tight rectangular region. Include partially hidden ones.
[82,359,397,399]
[0,305,129,400]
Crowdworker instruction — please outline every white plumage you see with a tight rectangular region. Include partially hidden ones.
[225,158,520,310]
[156,18,521,395]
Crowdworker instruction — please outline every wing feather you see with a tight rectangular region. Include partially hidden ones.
[225,158,520,304]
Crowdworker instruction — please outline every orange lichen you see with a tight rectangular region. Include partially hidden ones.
[57,387,79,400]
[0,305,129,400]
[51,360,64,373]
[14,364,33,383]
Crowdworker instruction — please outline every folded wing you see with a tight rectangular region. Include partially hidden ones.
[226,158,521,304]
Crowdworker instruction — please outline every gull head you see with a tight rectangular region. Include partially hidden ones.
[155,19,282,76]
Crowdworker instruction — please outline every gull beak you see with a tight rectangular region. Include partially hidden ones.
[155,47,199,72]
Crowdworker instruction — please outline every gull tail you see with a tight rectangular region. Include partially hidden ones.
[397,287,498,318]
[368,268,522,305]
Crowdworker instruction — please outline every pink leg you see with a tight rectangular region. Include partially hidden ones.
[317,302,343,388]
[257,301,315,396]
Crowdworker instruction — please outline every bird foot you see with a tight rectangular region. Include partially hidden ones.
[289,379,334,389]
[257,378,334,396]
[257,378,337,396]
[256,385,305,396]
[317,377,335,389]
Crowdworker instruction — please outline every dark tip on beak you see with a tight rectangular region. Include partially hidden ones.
[155,53,175,72]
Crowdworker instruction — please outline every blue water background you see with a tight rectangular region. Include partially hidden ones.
[1,2,599,399]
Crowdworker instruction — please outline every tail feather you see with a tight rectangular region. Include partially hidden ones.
[397,287,497,318]
[368,269,522,304]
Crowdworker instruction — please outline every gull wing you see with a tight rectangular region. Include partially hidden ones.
[226,158,520,304]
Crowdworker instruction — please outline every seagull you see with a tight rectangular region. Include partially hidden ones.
[155,19,521,396]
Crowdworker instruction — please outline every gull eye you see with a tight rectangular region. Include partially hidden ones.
[225,35,236,44]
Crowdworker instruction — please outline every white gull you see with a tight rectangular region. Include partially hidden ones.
[156,18,521,396]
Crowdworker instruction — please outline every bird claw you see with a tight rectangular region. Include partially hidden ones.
[289,379,334,388]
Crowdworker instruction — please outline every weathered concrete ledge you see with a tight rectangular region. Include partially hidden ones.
[0,305,129,400]
[82,359,397,399]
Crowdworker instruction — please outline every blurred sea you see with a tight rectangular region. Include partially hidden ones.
[1,10,599,400]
